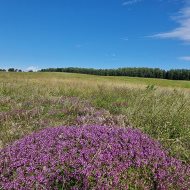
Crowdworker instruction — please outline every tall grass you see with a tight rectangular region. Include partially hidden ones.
[0,72,190,163]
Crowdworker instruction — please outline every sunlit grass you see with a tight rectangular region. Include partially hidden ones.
[0,72,190,162]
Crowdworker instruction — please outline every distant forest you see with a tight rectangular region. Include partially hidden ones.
[40,67,190,80]
[1,67,190,80]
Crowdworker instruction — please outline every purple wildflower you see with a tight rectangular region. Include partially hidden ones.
[0,126,189,189]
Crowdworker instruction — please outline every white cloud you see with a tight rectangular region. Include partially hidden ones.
[26,66,39,72]
[151,5,190,42]
[105,52,117,57]
[122,0,142,6]
[75,44,83,48]
[121,37,129,41]
[179,56,190,61]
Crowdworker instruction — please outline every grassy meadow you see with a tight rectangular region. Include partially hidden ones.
[1,71,190,163]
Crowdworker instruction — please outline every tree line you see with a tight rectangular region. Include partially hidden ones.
[40,67,190,80]
[0,68,23,72]
[0,68,34,72]
[1,67,190,80]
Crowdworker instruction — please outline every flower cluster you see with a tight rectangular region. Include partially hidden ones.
[45,96,129,128]
[0,96,130,149]
[0,125,189,189]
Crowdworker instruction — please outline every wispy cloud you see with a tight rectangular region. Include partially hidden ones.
[120,37,129,41]
[75,44,83,48]
[122,0,142,6]
[105,53,117,57]
[179,56,190,61]
[75,42,88,48]
[26,66,39,72]
[151,4,190,42]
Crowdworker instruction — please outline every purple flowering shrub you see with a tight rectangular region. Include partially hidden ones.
[47,96,129,128]
[1,125,190,190]
[0,96,129,149]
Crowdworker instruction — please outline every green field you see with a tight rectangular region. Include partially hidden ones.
[0,72,190,163]
[2,71,190,89]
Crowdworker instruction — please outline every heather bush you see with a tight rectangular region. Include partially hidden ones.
[0,96,129,148]
[1,125,189,190]
[1,73,190,162]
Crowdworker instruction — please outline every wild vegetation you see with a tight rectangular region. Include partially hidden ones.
[1,126,190,189]
[0,72,190,189]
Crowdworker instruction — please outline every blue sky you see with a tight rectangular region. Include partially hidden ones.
[0,0,190,71]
